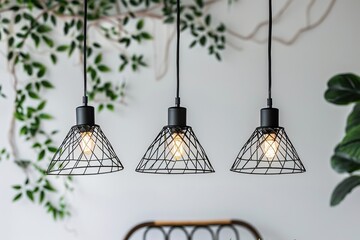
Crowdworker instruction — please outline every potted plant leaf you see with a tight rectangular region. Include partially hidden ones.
[325,73,360,206]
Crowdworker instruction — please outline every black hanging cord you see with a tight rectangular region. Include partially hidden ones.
[267,0,273,108]
[175,0,181,107]
[83,0,88,106]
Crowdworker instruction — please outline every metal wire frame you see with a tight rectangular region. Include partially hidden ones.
[136,126,215,174]
[123,219,262,240]
[231,127,306,175]
[47,124,123,175]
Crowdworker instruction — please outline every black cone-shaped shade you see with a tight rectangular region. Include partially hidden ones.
[231,127,305,175]
[47,125,123,175]
[136,126,215,174]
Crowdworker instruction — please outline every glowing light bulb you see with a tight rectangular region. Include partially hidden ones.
[80,132,95,155]
[170,133,185,160]
[261,133,279,160]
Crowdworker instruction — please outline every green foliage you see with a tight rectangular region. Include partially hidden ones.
[325,73,360,206]
[0,0,230,220]
[330,176,360,206]
[0,148,10,161]
[325,74,360,105]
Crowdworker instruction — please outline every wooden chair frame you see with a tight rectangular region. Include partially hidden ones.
[124,219,262,240]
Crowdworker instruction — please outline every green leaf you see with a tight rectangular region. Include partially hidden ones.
[10,6,20,11]
[331,154,360,173]
[217,23,226,32]
[7,51,14,61]
[37,25,52,33]
[38,149,45,161]
[185,14,194,21]
[42,36,54,48]
[98,65,111,72]
[32,142,42,149]
[2,18,10,24]
[68,41,76,56]
[31,33,40,47]
[20,126,28,135]
[140,32,152,40]
[12,185,22,190]
[215,52,221,61]
[24,65,33,76]
[93,42,101,48]
[15,112,25,121]
[39,191,45,204]
[325,73,360,105]
[94,53,102,64]
[15,14,22,23]
[8,37,14,47]
[164,17,174,24]
[56,45,68,52]
[44,180,56,192]
[346,103,360,132]
[199,36,206,46]
[28,91,39,99]
[205,15,211,26]
[50,15,57,26]
[13,193,22,202]
[50,54,57,64]
[98,104,104,112]
[136,19,144,30]
[37,68,46,78]
[39,113,52,119]
[37,101,46,110]
[119,37,131,47]
[41,80,53,89]
[106,104,114,111]
[331,175,360,206]
[195,0,204,7]
[48,147,57,153]
[26,190,34,202]
[336,126,360,163]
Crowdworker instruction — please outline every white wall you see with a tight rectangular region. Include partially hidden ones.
[1,1,359,239]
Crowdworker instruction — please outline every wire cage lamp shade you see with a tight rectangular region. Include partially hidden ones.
[231,127,305,174]
[47,124,123,175]
[47,0,123,175]
[136,125,214,174]
[136,0,214,174]
[230,0,305,175]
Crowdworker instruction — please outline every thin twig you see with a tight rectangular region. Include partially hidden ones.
[227,0,293,41]
[228,0,336,45]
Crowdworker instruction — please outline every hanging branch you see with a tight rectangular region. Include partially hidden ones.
[227,0,336,45]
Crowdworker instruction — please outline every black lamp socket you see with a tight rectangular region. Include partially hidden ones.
[260,108,279,127]
[168,107,187,126]
[76,106,95,126]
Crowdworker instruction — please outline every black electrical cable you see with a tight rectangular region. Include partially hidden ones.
[175,0,180,107]
[267,0,272,108]
[83,0,88,106]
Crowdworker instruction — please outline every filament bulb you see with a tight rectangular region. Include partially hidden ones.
[170,133,185,160]
[261,133,279,160]
[80,131,95,155]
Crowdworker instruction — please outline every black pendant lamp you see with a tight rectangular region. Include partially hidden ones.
[47,0,124,175]
[136,0,215,174]
[230,0,306,175]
